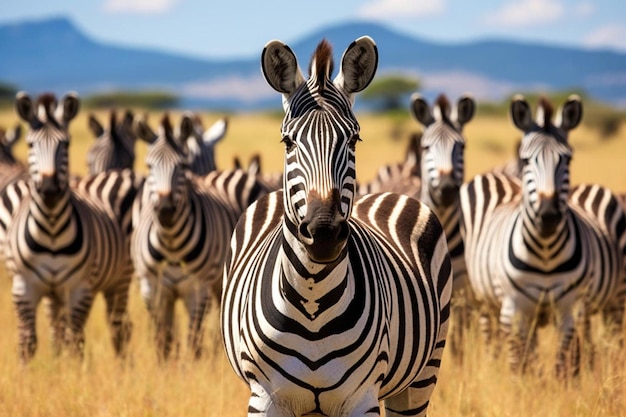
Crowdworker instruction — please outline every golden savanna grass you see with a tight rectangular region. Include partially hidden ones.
[0,106,625,416]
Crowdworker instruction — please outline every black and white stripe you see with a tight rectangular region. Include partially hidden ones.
[86,109,136,175]
[0,92,133,363]
[180,113,228,176]
[0,124,28,193]
[221,37,452,417]
[131,114,260,360]
[460,95,626,377]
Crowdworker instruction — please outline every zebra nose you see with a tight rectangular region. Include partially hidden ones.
[537,197,562,235]
[155,194,177,226]
[438,175,458,205]
[38,174,61,206]
[298,191,350,263]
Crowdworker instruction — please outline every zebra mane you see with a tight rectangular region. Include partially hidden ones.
[109,109,118,131]
[160,113,188,157]
[309,39,334,92]
[36,93,58,124]
[434,94,450,122]
[536,96,554,128]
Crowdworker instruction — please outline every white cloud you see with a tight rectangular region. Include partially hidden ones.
[483,0,564,27]
[357,0,446,19]
[583,24,626,52]
[103,0,179,14]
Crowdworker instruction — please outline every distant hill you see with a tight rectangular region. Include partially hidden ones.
[1,17,626,109]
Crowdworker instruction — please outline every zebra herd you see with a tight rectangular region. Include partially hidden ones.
[0,35,624,416]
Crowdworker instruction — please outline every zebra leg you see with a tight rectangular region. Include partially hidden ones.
[152,293,176,362]
[384,319,448,417]
[66,285,96,360]
[12,274,45,365]
[602,300,625,346]
[499,297,532,374]
[45,295,67,356]
[555,312,580,380]
[183,287,210,360]
[103,279,133,357]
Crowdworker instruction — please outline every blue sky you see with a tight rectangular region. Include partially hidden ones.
[1,0,626,59]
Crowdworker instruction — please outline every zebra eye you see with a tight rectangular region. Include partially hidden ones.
[349,134,362,150]
[281,135,295,150]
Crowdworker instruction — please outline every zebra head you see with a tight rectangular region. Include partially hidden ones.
[0,124,22,165]
[180,113,228,176]
[15,92,79,208]
[261,37,378,263]
[411,93,475,208]
[136,114,192,228]
[511,94,582,238]
[87,109,136,174]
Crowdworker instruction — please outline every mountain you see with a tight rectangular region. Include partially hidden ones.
[1,17,626,109]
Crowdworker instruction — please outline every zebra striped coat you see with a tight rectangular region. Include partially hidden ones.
[1,92,134,363]
[131,114,264,360]
[0,124,28,193]
[86,109,136,175]
[358,94,475,293]
[460,95,626,376]
[222,37,452,417]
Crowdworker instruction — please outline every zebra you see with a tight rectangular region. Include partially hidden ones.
[221,37,452,417]
[180,113,228,176]
[459,95,626,377]
[359,94,476,357]
[86,109,136,174]
[233,153,283,192]
[0,124,28,193]
[1,92,134,363]
[131,113,260,360]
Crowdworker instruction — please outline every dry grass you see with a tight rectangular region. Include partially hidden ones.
[0,107,625,416]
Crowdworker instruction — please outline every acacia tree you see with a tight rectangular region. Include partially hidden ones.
[361,74,420,111]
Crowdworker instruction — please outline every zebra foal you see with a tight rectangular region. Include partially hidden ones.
[460,95,626,377]
[221,37,452,417]
[1,92,133,363]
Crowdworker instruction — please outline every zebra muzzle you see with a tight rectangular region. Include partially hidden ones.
[298,194,350,263]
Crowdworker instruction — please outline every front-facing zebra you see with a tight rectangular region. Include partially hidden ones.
[460,95,626,377]
[221,37,452,417]
[131,114,259,360]
[1,92,133,363]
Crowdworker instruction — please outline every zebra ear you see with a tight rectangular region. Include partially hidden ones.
[261,40,305,98]
[179,115,195,142]
[88,114,104,138]
[334,36,378,99]
[410,94,434,126]
[510,95,533,132]
[555,95,583,131]
[454,95,476,127]
[135,118,158,144]
[15,92,39,128]
[5,124,22,148]
[248,153,262,176]
[57,92,80,126]
[203,117,228,145]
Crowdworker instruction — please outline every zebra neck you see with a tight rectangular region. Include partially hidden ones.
[279,219,352,322]
[514,210,574,266]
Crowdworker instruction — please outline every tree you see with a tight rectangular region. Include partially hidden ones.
[0,82,19,108]
[361,74,420,111]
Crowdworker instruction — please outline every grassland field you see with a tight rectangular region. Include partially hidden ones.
[0,107,624,416]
